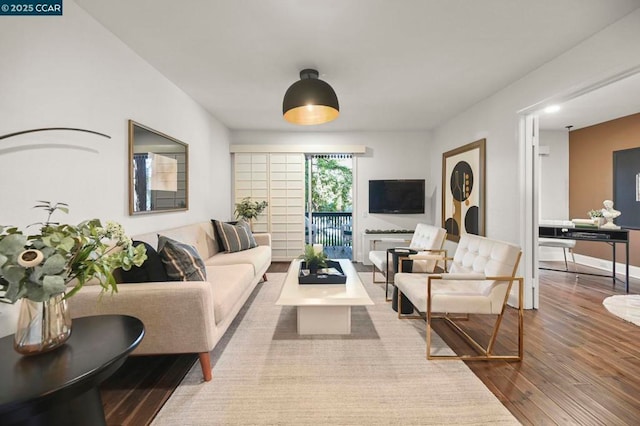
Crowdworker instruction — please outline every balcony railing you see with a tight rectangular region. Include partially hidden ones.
[307,212,352,246]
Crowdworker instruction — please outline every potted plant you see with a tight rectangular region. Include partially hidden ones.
[0,201,147,355]
[588,209,604,226]
[300,244,327,274]
[234,197,268,229]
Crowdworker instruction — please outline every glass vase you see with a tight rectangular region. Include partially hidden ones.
[13,293,72,355]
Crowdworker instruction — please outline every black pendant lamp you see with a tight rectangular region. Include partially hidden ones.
[282,69,339,125]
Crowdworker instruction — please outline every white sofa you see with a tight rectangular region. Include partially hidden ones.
[68,221,271,381]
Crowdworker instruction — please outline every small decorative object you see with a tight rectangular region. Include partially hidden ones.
[0,201,147,355]
[234,197,268,230]
[588,209,604,227]
[600,199,621,229]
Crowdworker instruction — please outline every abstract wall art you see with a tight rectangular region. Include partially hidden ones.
[442,139,486,242]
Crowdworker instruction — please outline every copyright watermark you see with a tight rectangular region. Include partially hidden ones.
[0,0,62,15]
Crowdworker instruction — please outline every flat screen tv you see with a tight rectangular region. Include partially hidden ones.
[369,179,425,214]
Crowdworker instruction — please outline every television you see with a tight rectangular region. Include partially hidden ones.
[369,179,425,214]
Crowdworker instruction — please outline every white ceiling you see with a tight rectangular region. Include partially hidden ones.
[539,71,640,131]
[75,0,640,132]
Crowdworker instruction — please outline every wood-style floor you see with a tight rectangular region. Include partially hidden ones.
[100,261,640,425]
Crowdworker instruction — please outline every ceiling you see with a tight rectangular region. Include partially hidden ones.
[539,71,640,131]
[75,0,640,132]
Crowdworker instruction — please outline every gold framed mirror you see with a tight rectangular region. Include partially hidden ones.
[128,120,188,215]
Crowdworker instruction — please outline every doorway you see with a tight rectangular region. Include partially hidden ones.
[305,154,353,259]
[520,67,640,309]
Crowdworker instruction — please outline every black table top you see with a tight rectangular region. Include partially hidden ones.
[539,225,629,242]
[0,315,144,415]
[387,247,418,254]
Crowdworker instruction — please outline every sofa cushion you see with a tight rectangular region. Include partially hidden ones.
[213,220,257,253]
[135,222,218,260]
[204,245,271,276]
[206,264,255,325]
[158,235,207,281]
[118,241,169,283]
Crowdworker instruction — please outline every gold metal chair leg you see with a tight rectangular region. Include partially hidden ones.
[372,265,385,283]
[426,278,524,361]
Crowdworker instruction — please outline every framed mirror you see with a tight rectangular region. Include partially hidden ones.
[128,120,188,215]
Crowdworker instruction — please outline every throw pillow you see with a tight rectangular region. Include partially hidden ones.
[213,220,257,253]
[212,220,238,249]
[118,240,169,283]
[157,235,207,281]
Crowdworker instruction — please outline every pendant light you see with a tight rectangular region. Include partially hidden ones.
[282,69,339,125]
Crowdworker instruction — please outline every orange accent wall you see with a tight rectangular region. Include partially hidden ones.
[569,112,640,267]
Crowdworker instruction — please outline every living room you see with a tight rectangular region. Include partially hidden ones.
[2,1,640,425]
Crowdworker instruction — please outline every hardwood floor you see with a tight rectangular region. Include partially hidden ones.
[100,261,640,425]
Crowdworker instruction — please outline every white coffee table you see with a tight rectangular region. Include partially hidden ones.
[276,259,374,335]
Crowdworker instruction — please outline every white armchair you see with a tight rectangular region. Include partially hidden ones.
[368,224,446,301]
[395,233,523,361]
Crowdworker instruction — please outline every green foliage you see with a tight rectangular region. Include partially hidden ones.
[306,157,352,212]
[234,197,268,221]
[0,202,147,304]
[588,209,603,218]
[300,244,327,271]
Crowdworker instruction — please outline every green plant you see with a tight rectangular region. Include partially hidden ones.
[234,197,268,221]
[0,201,147,303]
[300,244,327,271]
[588,209,603,218]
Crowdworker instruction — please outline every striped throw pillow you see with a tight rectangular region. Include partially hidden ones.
[213,220,257,253]
[157,235,207,281]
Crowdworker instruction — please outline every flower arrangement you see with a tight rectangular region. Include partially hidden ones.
[234,197,268,222]
[588,209,604,218]
[0,201,147,304]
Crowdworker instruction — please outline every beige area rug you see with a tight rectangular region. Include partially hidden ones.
[603,295,640,326]
[151,272,519,425]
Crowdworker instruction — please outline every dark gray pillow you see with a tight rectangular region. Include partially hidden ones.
[118,240,169,283]
[213,220,257,253]
[157,235,207,281]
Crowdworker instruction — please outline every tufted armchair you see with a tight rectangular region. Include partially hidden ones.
[368,223,446,301]
[394,233,523,361]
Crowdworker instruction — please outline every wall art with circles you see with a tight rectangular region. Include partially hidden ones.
[441,139,485,242]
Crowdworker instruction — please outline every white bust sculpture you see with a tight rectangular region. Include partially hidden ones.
[600,199,621,229]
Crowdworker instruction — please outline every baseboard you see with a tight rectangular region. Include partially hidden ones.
[539,247,639,280]
[573,254,640,280]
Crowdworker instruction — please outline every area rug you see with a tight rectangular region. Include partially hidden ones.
[603,295,640,326]
[151,272,519,425]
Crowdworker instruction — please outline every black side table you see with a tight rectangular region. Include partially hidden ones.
[386,248,417,314]
[0,315,144,426]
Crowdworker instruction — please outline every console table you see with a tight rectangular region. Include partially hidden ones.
[539,225,630,293]
[361,231,414,265]
[0,315,144,426]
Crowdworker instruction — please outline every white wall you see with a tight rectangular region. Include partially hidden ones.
[231,130,432,261]
[0,1,231,236]
[539,130,570,220]
[428,9,640,307]
[431,9,640,243]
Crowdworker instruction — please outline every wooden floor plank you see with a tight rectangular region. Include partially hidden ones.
[100,260,640,425]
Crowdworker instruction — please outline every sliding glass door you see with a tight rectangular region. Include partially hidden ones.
[305,154,353,259]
